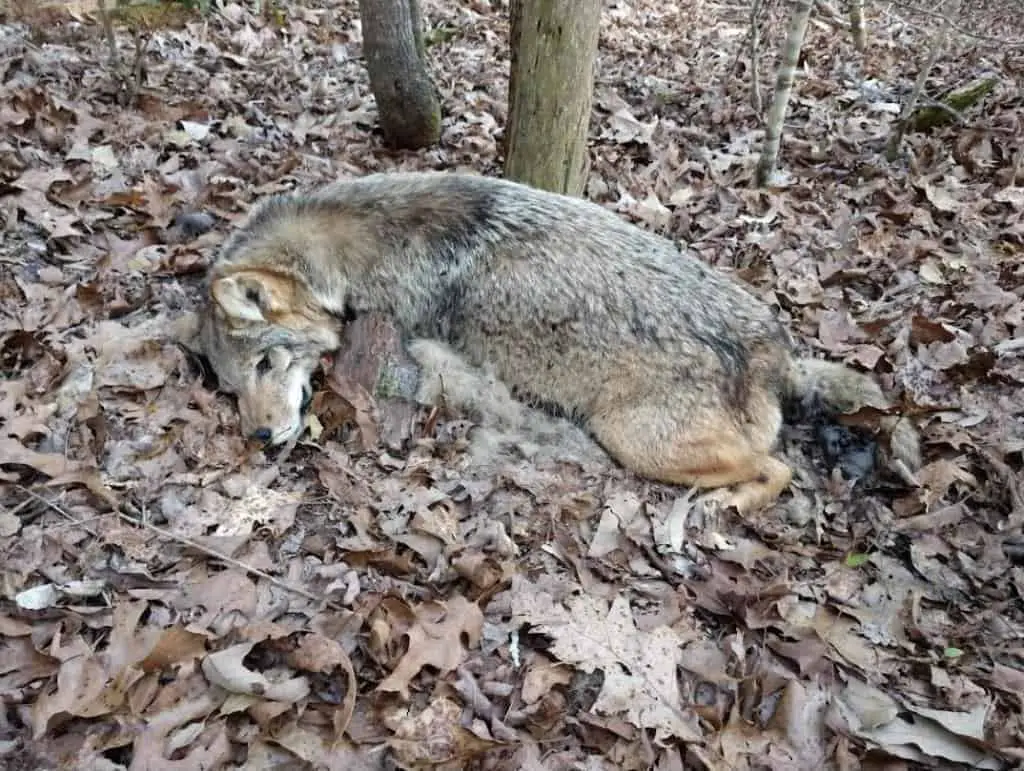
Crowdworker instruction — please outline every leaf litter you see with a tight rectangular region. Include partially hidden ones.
[0,0,1023,768]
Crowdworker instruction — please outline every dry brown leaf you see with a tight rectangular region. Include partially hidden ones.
[287,632,358,738]
[512,585,701,742]
[31,652,113,736]
[376,596,484,700]
[386,697,504,767]
[0,437,84,477]
[0,636,60,690]
[828,677,1003,769]
[176,570,259,631]
[128,690,231,771]
[521,661,573,705]
[268,722,386,770]
[325,372,380,451]
[137,627,209,673]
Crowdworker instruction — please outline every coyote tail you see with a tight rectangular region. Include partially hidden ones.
[787,358,921,474]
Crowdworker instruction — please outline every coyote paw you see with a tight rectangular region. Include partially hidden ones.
[696,486,736,515]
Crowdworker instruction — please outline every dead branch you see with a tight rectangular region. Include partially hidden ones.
[1009,153,1024,187]
[813,0,850,29]
[113,26,151,107]
[92,0,151,108]
[18,484,344,612]
[888,0,1024,46]
[884,0,959,161]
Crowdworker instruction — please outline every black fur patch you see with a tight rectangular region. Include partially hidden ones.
[685,322,750,408]
[510,387,586,427]
[816,424,877,481]
[329,299,359,325]
[397,188,499,264]
[629,299,662,344]
[697,328,749,381]
[419,281,467,339]
[453,191,500,247]
[177,344,219,391]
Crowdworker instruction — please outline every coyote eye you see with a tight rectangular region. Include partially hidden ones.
[256,354,272,375]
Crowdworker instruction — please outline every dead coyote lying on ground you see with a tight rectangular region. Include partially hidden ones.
[183,171,920,514]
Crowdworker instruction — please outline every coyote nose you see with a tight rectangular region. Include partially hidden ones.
[251,427,272,443]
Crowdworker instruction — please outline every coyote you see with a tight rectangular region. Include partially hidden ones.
[184,171,920,514]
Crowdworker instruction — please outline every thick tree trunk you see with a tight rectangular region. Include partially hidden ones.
[505,0,601,196]
[359,0,441,150]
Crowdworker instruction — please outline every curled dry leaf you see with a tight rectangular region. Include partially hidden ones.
[521,661,574,705]
[202,642,311,703]
[269,722,386,770]
[139,627,210,673]
[829,676,1003,769]
[287,632,359,738]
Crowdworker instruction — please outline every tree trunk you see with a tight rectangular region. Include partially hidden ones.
[505,0,601,196]
[755,0,813,187]
[359,0,441,150]
[848,0,866,51]
[409,0,425,57]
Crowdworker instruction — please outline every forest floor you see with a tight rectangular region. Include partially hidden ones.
[1,0,1023,768]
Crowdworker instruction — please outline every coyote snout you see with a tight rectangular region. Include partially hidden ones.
[231,346,315,445]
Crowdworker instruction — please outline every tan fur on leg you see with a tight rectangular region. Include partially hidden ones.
[698,455,793,514]
[588,402,792,514]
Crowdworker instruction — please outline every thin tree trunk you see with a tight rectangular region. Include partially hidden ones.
[749,0,763,113]
[505,0,601,196]
[756,0,814,187]
[884,0,958,161]
[848,0,866,51]
[359,0,441,150]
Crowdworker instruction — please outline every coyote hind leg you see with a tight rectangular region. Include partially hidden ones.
[588,403,793,515]
[697,455,793,514]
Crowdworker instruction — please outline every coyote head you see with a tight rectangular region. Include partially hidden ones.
[180,268,341,445]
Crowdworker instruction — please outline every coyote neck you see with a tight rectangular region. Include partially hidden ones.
[245,208,474,340]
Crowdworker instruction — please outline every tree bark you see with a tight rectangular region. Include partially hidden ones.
[755,0,813,187]
[359,0,441,150]
[327,313,422,452]
[505,0,601,196]
[848,0,866,51]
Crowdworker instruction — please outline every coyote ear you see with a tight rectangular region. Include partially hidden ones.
[210,270,292,323]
